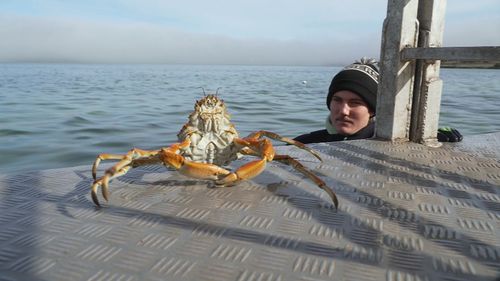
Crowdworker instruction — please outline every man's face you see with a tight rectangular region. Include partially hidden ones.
[329,90,373,135]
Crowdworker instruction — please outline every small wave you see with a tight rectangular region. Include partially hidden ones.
[48,150,97,165]
[54,105,76,111]
[63,116,93,126]
[0,129,33,137]
[34,102,54,106]
[2,102,20,106]
[87,110,107,116]
[92,141,134,149]
[147,123,163,128]
[68,127,126,134]
[73,135,92,140]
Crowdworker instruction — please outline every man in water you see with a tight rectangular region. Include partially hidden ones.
[294,58,462,143]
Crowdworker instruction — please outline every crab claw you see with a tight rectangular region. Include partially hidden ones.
[90,174,112,207]
[101,175,110,202]
[91,181,102,207]
[92,158,101,180]
[322,184,339,209]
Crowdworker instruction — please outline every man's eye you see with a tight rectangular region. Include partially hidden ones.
[349,101,364,107]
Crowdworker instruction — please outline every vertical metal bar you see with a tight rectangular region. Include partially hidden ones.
[411,0,447,146]
[409,29,428,142]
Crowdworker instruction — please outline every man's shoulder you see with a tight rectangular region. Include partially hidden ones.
[294,129,331,144]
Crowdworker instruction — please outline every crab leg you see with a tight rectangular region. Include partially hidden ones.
[226,140,338,208]
[216,137,274,186]
[159,139,231,180]
[91,165,131,206]
[246,130,322,161]
[91,148,162,206]
[92,154,125,180]
[92,149,160,180]
[273,154,338,208]
[159,148,231,180]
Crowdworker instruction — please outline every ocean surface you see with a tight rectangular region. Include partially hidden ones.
[1,63,499,174]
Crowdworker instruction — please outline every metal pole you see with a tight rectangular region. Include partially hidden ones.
[410,0,447,146]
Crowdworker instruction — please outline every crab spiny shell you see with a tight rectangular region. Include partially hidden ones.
[177,94,240,166]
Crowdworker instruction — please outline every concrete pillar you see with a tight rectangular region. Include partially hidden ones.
[376,0,420,141]
[377,0,448,146]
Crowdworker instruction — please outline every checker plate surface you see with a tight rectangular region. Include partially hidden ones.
[1,133,500,280]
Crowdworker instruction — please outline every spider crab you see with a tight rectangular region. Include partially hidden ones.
[91,93,338,208]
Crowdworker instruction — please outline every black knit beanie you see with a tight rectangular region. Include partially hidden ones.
[326,58,380,112]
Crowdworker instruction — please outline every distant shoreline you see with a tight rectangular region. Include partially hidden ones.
[441,61,500,69]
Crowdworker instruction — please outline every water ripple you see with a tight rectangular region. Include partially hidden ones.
[63,116,93,126]
[0,129,34,137]
[67,127,127,134]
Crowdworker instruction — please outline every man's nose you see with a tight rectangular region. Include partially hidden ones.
[339,102,350,115]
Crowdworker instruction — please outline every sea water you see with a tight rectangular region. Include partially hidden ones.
[1,63,499,173]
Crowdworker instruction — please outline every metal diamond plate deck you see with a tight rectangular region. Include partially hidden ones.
[1,133,500,281]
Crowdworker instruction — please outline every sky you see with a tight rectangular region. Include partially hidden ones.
[0,0,499,66]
